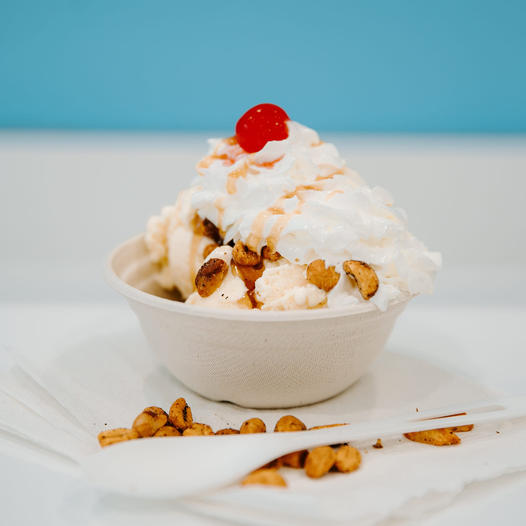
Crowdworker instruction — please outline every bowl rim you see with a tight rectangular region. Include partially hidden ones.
[106,234,413,322]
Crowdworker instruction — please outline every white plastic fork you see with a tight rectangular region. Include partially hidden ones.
[81,395,526,499]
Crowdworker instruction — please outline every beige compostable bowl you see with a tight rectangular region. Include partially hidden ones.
[107,235,410,408]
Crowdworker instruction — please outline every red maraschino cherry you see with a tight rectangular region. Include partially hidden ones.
[235,103,290,153]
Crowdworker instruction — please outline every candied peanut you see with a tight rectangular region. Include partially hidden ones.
[448,424,474,432]
[202,218,223,244]
[215,428,240,435]
[334,445,361,473]
[183,423,214,436]
[261,245,281,262]
[274,415,306,432]
[240,418,266,434]
[195,258,229,297]
[154,426,181,437]
[232,241,261,266]
[305,446,336,478]
[306,259,340,291]
[342,260,379,300]
[132,406,168,437]
[433,411,473,433]
[98,428,140,448]
[279,450,307,469]
[203,243,218,259]
[261,457,284,469]
[241,468,287,487]
[404,428,461,446]
[169,398,193,431]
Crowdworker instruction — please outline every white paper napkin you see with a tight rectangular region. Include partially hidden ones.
[1,304,525,525]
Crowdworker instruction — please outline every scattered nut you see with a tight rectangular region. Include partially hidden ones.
[240,418,266,434]
[154,426,181,437]
[215,428,240,435]
[305,446,336,478]
[306,259,340,291]
[342,260,379,300]
[132,406,168,437]
[334,445,361,473]
[261,458,284,469]
[404,428,461,446]
[203,243,218,259]
[232,240,261,266]
[241,468,287,487]
[169,398,193,431]
[274,415,307,432]
[183,423,214,436]
[279,450,308,469]
[261,245,281,261]
[195,258,228,297]
[372,438,383,449]
[448,424,474,433]
[98,428,140,448]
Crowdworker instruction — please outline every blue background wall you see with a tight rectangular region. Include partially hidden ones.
[1,0,525,132]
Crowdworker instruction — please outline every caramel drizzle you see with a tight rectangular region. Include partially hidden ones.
[226,160,261,195]
[315,168,345,182]
[245,183,322,251]
[282,184,322,200]
[266,203,306,250]
[326,189,344,200]
[214,196,225,230]
[231,261,265,309]
[196,137,245,175]
[245,207,286,251]
[252,155,284,169]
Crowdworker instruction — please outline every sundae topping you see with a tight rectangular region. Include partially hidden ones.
[195,258,229,297]
[235,103,290,153]
[232,240,261,266]
[146,104,441,311]
[342,260,379,300]
[261,245,281,262]
[200,217,223,244]
[306,259,340,292]
[202,243,218,259]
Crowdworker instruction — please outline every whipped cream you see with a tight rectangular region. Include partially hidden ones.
[145,187,211,298]
[188,121,441,310]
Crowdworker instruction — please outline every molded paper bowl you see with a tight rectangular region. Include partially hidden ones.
[106,235,410,408]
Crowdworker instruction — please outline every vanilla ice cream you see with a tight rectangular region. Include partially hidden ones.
[145,109,440,311]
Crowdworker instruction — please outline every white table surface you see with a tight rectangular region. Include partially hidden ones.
[1,133,525,524]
